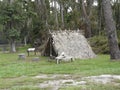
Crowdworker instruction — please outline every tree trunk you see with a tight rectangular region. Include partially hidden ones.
[81,0,91,38]
[54,0,59,29]
[8,0,14,4]
[86,0,93,17]
[102,0,120,60]
[10,39,16,53]
[24,36,27,46]
[60,3,64,29]
[97,0,105,36]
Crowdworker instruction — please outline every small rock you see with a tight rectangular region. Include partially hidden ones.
[18,53,26,60]
[32,57,40,61]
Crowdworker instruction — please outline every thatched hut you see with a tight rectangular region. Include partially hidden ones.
[42,30,96,59]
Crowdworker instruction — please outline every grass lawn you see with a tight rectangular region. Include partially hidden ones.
[0,50,120,90]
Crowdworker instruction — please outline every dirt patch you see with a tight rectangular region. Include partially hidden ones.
[3,74,120,90]
[38,79,87,90]
[84,75,120,84]
[34,74,70,79]
[33,74,120,90]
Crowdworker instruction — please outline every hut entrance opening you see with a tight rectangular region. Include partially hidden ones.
[44,37,58,57]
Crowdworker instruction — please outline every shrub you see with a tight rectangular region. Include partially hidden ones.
[89,36,120,54]
[89,36,109,54]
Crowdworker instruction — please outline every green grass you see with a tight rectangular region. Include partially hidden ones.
[0,76,51,89]
[0,53,120,78]
[0,50,120,90]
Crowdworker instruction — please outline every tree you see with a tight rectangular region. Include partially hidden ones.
[20,0,37,46]
[0,1,25,52]
[102,0,120,60]
[81,0,93,38]
[34,0,49,29]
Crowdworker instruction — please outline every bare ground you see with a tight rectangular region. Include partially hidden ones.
[1,74,120,90]
[33,74,120,90]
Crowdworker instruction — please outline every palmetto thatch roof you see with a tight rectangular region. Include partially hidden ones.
[42,30,96,59]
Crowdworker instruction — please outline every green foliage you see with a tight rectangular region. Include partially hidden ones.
[19,0,38,44]
[89,36,120,54]
[89,36,109,54]
[8,28,20,39]
[17,44,31,52]
[117,31,120,40]
[0,1,26,40]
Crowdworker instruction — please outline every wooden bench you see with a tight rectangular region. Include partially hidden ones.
[27,48,36,56]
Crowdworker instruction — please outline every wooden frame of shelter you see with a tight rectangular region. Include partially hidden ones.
[42,35,58,57]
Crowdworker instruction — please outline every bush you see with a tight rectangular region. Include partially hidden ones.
[89,36,109,54]
[89,36,120,54]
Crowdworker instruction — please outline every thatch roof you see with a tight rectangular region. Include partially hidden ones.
[42,30,96,59]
